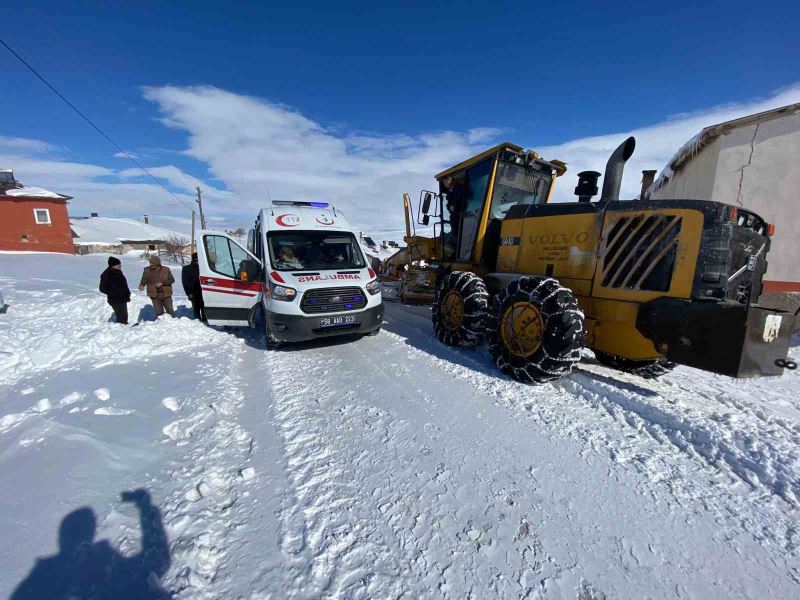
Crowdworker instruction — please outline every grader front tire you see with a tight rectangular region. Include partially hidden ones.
[432,271,489,347]
[487,276,585,384]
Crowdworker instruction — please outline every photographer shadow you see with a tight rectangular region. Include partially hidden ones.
[11,488,171,599]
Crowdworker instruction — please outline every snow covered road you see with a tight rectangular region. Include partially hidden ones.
[1,252,798,599]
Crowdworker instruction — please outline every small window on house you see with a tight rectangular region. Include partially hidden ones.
[148,244,156,250]
[21,234,29,243]
[33,208,51,224]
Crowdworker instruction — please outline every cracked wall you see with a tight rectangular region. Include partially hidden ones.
[652,111,800,285]
[713,112,800,283]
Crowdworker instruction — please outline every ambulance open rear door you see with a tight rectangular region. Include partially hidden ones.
[197,230,263,326]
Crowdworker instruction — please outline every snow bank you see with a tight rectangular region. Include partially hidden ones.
[0,253,228,386]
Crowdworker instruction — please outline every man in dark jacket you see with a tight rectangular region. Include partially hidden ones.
[181,252,205,321]
[99,257,131,325]
[442,175,466,258]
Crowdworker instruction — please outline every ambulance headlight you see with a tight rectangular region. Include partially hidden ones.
[270,282,297,301]
[366,279,381,295]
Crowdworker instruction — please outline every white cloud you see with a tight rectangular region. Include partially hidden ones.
[538,83,800,202]
[141,83,800,233]
[4,83,799,237]
[0,136,58,154]
[1,139,197,230]
[113,150,138,159]
[142,85,504,231]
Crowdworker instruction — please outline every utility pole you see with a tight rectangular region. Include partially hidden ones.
[191,210,196,252]
[196,186,206,229]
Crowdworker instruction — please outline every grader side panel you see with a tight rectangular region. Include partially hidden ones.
[592,207,705,303]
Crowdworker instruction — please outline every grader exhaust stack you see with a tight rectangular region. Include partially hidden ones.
[600,136,636,202]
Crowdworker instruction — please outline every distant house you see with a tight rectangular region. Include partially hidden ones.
[648,102,800,307]
[361,235,378,250]
[70,215,186,255]
[0,169,75,254]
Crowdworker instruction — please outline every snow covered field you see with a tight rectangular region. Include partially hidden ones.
[1,252,798,599]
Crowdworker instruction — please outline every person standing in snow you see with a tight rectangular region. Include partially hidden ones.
[181,252,205,321]
[138,256,175,317]
[99,256,131,325]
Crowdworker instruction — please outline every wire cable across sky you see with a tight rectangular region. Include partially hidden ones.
[0,36,195,213]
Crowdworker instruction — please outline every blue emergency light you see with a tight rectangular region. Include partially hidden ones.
[273,200,330,207]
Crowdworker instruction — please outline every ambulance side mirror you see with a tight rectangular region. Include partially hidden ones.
[422,214,430,226]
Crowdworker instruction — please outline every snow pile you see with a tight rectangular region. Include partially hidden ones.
[0,278,226,386]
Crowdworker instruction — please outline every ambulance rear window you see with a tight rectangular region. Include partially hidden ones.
[268,231,367,271]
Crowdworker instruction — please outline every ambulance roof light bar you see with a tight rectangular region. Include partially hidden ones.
[272,200,330,207]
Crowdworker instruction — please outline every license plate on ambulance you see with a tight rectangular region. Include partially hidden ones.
[320,315,356,328]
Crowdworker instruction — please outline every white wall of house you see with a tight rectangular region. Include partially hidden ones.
[651,138,720,202]
[651,111,800,285]
[711,113,800,283]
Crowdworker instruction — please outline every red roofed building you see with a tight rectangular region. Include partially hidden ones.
[0,169,75,254]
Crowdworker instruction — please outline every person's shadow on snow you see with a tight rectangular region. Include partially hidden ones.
[10,488,171,599]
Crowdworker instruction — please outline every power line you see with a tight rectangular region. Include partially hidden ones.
[0,36,194,213]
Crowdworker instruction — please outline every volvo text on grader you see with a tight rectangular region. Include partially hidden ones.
[398,137,795,383]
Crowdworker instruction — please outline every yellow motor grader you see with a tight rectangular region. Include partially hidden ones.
[400,137,796,383]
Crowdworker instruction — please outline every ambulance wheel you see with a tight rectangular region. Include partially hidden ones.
[487,276,585,384]
[593,351,676,379]
[432,271,488,347]
[261,307,282,350]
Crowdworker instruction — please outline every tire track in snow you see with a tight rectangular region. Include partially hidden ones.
[379,313,800,559]
[262,340,570,598]
[157,339,258,599]
[264,346,425,598]
[564,364,800,507]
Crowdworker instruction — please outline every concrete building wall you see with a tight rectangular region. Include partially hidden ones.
[651,112,800,292]
[711,112,800,287]
[651,137,721,202]
[0,197,75,254]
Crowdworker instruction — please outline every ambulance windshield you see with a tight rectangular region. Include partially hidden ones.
[268,231,367,271]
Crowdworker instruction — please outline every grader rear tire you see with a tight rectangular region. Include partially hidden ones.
[432,271,489,347]
[487,276,585,384]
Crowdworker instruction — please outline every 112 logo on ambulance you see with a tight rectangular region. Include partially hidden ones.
[276,214,301,227]
[316,213,335,226]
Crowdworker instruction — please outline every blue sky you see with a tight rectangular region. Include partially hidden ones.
[1,0,798,234]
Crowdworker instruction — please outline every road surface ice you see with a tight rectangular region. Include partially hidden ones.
[1,252,798,599]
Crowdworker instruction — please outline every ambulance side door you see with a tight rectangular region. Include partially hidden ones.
[197,230,263,326]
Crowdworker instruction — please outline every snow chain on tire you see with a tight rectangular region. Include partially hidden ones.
[487,276,585,384]
[432,271,489,347]
[593,350,676,380]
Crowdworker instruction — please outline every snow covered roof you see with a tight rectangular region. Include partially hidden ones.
[649,101,800,195]
[1,186,71,200]
[70,216,184,246]
[360,239,401,262]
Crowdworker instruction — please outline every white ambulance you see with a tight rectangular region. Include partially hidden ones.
[197,201,383,347]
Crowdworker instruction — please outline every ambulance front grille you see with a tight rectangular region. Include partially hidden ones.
[300,286,367,314]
